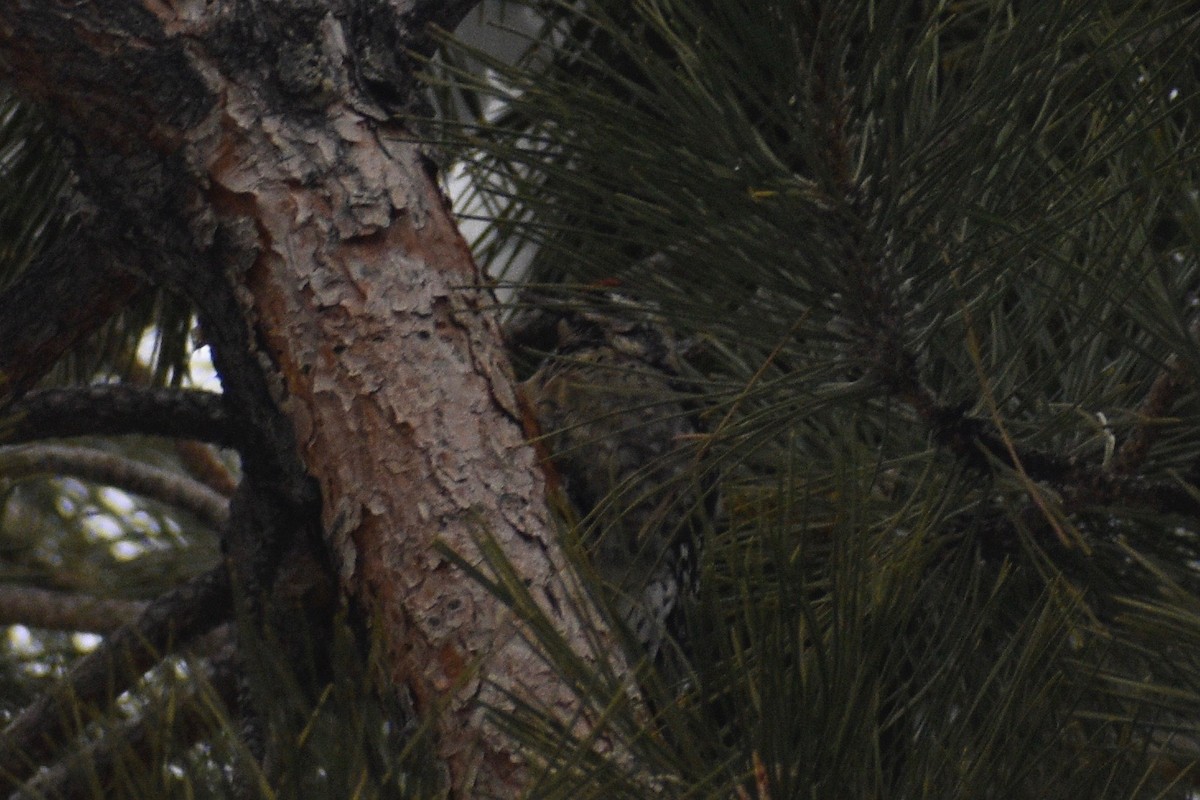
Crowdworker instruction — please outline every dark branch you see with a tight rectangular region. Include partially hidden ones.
[0,385,237,447]
[911,379,1200,520]
[835,236,1200,522]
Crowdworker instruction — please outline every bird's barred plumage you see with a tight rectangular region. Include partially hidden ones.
[515,295,715,660]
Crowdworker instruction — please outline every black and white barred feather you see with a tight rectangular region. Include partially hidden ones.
[514,294,716,660]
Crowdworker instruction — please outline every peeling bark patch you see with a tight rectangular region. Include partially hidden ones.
[178,42,623,792]
[434,642,466,691]
[0,3,633,796]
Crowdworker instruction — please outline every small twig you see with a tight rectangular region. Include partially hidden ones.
[955,277,1086,551]
[175,439,239,498]
[842,264,1200,534]
[1111,308,1200,477]
[1112,361,1187,477]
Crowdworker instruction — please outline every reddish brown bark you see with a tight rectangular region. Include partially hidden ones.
[204,75,606,794]
[0,2,622,796]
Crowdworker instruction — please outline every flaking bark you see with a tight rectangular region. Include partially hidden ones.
[0,2,625,796]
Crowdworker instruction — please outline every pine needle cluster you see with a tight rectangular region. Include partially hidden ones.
[427,1,1200,796]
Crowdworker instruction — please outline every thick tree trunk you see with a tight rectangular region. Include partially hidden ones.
[0,2,619,795]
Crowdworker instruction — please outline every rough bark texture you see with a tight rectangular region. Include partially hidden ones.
[0,386,234,445]
[0,2,616,796]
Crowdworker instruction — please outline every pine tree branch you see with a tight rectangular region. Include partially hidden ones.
[0,385,236,447]
[113,360,240,498]
[0,444,229,529]
[0,585,146,632]
[0,566,231,792]
[853,268,1200,524]
[894,363,1200,520]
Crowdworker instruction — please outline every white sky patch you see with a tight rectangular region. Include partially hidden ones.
[24,661,50,677]
[72,632,101,652]
[53,477,90,517]
[53,477,89,503]
[98,486,135,515]
[445,1,550,297]
[7,625,39,655]
[447,166,491,247]
[136,325,162,370]
[129,509,163,536]
[187,343,221,392]
[111,540,145,561]
[136,319,223,392]
[447,164,533,302]
[82,512,124,541]
[54,494,77,517]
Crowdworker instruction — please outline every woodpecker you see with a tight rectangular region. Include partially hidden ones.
[514,294,715,661]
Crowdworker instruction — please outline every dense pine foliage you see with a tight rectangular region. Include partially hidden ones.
[2,1,1199,797]
[431,1,1200,796]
